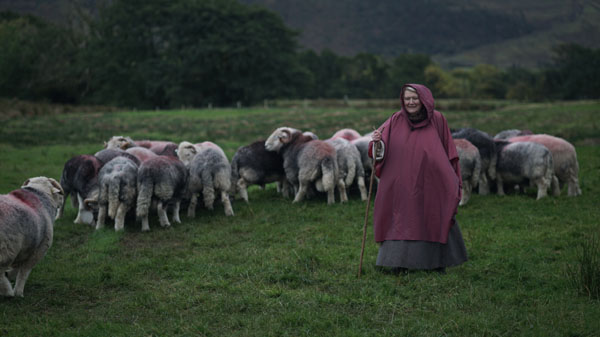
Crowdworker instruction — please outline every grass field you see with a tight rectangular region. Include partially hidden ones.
[0,100,599,336]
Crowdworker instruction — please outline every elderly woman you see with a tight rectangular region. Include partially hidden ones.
[369,84,468,273]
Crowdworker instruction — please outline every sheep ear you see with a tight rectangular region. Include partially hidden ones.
[280,130,291,143]
[104,141,108,148]
[48,178,64,196]
[22,179,30,187]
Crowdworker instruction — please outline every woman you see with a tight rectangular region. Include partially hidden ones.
[369,84,467,273]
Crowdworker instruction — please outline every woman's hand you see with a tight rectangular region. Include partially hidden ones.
[371,130,382,142]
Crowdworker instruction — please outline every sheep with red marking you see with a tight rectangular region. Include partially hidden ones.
[453,138,481,206]
[0,177,64,297]
[105,136,178,157]
[509,134,581,196]
[331,128,361,141]
[265,127,345,204]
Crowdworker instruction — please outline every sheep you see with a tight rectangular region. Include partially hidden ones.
[326,137,367,201]
[94,148,141,166]
[331,128,361,141]
[452,128,497,195]
[104,136,178,157]
[230,140,289,202]
[494,140,556,200]
[177,141,234,217]
[351,135,374,181]
[265,127,345,204]
[509,134,581,196]
[493,129,533,140]
[453,138,481,206]
[0,177,64,297]
[85,156,139,231]
[126,147,158,163]
[136,156,188,231]
[59,154,101,225]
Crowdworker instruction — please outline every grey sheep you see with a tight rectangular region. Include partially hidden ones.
[265,127,344,204]
[0,177,64,297]
[453,138,481,206]
[87,156,139,231]
[177,141,234,217]
[136,156,188,231]
[326,138,367,201]
[494,140,557,200]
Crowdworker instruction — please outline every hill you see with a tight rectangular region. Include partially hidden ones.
[1,0,599,68]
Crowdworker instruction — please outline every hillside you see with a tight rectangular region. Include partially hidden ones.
[1,0,599,68]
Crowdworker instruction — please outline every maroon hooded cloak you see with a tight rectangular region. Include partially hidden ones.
[369,84,461,244]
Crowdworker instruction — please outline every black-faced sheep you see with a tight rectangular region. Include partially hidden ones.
[230,140,289,203]
[452,128,497,195]
[59,154,102,225]
[509,134,581,196]
[136,156,188,231]
[494,140,556,200]
[453,138,481,206]
[177,141,234,217]
[265,127,344,204]
[0,177,64,297]
[86,156,139,231]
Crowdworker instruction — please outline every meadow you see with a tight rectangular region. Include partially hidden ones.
[0,100,599,336]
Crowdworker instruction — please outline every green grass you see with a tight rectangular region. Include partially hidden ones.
[0,101,599,336]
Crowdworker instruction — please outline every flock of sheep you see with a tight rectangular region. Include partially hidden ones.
[0,124,581,297]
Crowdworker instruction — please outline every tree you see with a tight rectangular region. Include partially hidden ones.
[543,43,600,100]
[82,0,306,108]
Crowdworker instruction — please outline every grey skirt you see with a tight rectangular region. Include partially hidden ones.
[376,221,468,270]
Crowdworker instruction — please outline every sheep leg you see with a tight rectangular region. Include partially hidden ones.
[237,178,249,203]
[13,267,32,297]
[535,178,548,200]
[357,176,368,201]
[459,182,471,206]
[73,193,84,224]
[157,201,170,227]
[114,203,127,231]
[336,179,347,204]
[478,175,490,195]
[221,191,234,216]
[0,271,14,297]
[551,175,561,196]
[172,201,182,224]
[95,205,107,230]
[568,177,581,196]
[187,194,198,218]
[496,176,505,196]
[141,215,150,232]
[293,182,309,203]
[203,186,215,210]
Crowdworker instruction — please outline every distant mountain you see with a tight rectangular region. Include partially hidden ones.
[2,0,599,68]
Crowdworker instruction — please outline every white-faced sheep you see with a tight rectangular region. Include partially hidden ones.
[452,128,497,195]
[453,138,481,206]
[136,156,188,231]
[59,154,102,225]
[326,137,367,201]
[494,140,557,200]
[509,134,581,196]
[493,129,533,140]
[177,141,234,217]
[230,140,289,203]
[0,177,64,297]
[265,127,345,204]
[86,156,139,231]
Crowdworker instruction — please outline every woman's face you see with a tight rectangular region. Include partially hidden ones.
[403,90,421,114]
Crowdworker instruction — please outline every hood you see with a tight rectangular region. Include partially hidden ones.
[400,83,435,129]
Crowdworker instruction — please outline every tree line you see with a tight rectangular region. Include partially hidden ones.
[0,0,599,109]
